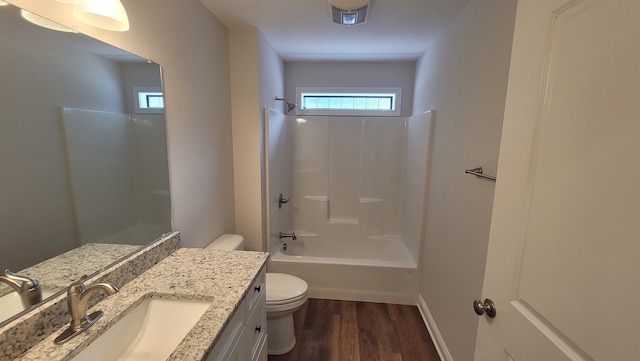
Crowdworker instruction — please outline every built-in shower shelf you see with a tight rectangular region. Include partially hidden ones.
[304,195,328,202]
[359,197,383,203]
[368,234,401,241]
[328,218,359,225]
[293,231,318,237]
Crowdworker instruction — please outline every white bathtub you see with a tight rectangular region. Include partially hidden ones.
[268,235,419,305]
[271,235,416,268]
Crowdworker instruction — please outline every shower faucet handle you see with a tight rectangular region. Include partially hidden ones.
[278,193,290,209]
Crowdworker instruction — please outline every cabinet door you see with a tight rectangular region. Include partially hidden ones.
[254,334,268,361]
[206,326,246,361]
[205,300,246,361]
[226,330,246,361]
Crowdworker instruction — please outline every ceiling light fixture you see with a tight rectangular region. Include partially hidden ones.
[73,0,129,32]
[328,0,370,26]
[0,1,10,6]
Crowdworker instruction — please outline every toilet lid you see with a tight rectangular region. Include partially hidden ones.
[266,273,308,304]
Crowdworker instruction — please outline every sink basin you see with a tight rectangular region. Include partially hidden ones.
[71,297,211,361]
[0,289,57,322]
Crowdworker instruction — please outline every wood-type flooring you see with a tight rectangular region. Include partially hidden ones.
[268,298,441,361]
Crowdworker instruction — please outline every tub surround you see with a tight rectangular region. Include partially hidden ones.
[264,113,432,307]
[0,232,181,360]
[14,247,268,361]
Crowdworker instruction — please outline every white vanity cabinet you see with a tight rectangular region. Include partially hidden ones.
[245,272,267,361]
[206,268,267,361]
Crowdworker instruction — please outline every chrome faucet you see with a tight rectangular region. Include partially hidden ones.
[54,275,118,344]
[279,231,297,240]
[0,269,42,308]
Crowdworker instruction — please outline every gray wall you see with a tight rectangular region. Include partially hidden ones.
[229,27,284,251]
[412,0,517,360]
[284,61,415,118]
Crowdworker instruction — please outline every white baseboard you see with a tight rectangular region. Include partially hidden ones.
[417,295,454,361]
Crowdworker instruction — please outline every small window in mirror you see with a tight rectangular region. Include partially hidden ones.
[134,87,164,114]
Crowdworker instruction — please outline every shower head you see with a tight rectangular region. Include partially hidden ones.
[275,97,296,112]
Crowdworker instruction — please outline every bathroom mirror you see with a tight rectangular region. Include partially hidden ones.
[0,4,171,322]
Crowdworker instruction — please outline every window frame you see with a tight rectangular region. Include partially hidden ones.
[133,86,164,114]
[295,87,402,116]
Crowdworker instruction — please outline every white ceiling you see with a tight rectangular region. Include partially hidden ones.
[199,0,471,61]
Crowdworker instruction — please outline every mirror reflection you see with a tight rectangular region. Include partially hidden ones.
[0,4,171,322]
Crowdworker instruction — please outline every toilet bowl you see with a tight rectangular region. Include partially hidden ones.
[205,234,308,355]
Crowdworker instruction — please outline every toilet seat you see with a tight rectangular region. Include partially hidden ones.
[266,273,308,306]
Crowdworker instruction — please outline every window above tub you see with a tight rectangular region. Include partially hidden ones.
[295,87,402,116]
[134,87,164,114]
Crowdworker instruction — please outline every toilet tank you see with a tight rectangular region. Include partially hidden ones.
[205,234,245,251]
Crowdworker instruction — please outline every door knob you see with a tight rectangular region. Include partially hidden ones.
[473,298,496,318]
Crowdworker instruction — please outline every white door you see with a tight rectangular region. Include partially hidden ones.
[474,0,640,360]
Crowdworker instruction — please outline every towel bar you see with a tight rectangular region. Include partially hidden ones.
[465,167,496,182]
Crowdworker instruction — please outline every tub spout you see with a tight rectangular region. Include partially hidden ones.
[279,231,297,241]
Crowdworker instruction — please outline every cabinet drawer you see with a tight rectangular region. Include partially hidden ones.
[246,293,267,360]
[246,268,265,314]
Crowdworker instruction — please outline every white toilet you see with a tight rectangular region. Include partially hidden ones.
[206,234,308,355]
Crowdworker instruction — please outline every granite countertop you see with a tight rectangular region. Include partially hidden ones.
[0,244,141,296]
[15,248,268,361]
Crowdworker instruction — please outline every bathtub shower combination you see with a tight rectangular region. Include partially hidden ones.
[63,108,172,247]
[265,109,433,304]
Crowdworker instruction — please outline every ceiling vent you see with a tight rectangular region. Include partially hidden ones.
[329,0,370,26]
